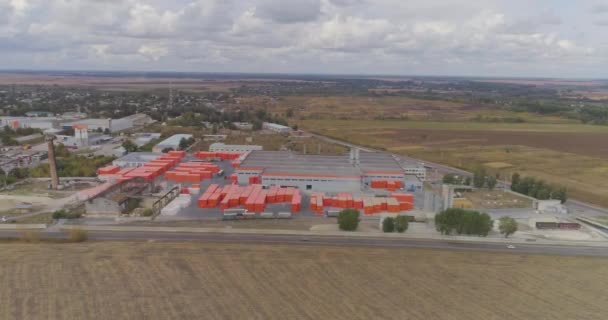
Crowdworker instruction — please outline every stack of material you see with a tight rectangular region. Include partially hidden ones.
[370,180,403,191]
[291,191,302,212]
[198,184,300,213]
[248,176,261,184]
[166,162,220,183]
[161,194,192,216]
[391,193,414,211]
[193,151,243,160]
[97,165,121,175]
[310,193,325,215]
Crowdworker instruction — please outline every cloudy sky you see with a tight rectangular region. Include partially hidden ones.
[1,0,608,78]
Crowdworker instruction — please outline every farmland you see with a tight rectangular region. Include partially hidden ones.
[0,241,607,320]
[301,120,608,206]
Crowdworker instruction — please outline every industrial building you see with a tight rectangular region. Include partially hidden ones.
[262,122,292,134]
[236,150,409,192]
[134,133,161,147]
[62,113,153,133]
[0,116,58,130]
[209,143,263,152]
[152,134,193,153]
[232,122,253,130]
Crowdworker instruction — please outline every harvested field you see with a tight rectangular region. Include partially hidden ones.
[1,241,607,320]
[301,120,608,206]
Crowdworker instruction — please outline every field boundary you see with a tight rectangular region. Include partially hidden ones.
[60,225,608,248]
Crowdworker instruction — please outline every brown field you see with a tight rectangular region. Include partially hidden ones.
[1,241,606,320]
[0,73,253,92]
[301,120,608,206]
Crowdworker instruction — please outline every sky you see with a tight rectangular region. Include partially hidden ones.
[1,0,608,78]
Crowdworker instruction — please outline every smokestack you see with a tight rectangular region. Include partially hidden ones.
[46,135,59,190]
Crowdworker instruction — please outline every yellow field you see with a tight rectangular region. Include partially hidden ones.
[0,241,606,320]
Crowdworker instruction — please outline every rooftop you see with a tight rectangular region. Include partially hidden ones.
[239,150,404,177]
[113,152,159,164]
[154,134,193,147]
[358,152,404,173]
[241,151,359,176]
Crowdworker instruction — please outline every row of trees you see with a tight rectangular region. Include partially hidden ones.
[435,208,493,236]
[511,173,567,203]
[442,167,497,190]
[382,216,409,233]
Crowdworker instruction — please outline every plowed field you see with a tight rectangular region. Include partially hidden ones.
[0,242,606,320]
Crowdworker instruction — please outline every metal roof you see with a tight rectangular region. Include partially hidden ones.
[239,150,404,177]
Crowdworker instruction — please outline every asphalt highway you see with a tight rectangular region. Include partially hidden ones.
[1,230,607,257]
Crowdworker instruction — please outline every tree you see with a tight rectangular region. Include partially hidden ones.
[104,128,111,134]
[486,176,497,190]
[337,209,360,231]
[435,208,493,237]
[179,137,188,150]
[498,216,518,238]
[286,108,294,118]
[382,217,395,232]
[554,187,568,204]
[122,139,138,153]
[395,216,409,233]
[511,172,520,190]
[473,167,486,188]
[252,120,262,131]
[464,176,472,186]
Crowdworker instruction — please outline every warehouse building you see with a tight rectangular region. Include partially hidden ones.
[152,134,193,153]
[209,143,263,152]
[0,116,58,130]
[262,122,292,134]
[113,152,160,168]
[236,150,407,192]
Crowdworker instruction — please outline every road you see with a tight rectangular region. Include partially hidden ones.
[309,132,608,217]
[1,229,607,257]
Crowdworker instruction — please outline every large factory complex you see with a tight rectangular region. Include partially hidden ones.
[235,149,415,192]
[92,142,425,217]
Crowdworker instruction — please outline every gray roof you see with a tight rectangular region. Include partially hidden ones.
[240,151,359,176]
[239,151,404,177]
[113,152,159,163]
[358,152,404,173]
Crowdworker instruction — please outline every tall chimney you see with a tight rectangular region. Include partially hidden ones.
[46,135,59,190]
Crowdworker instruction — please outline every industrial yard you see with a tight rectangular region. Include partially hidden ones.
[1,241,606,320]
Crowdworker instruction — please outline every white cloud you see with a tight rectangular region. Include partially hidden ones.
[0,0,605,77]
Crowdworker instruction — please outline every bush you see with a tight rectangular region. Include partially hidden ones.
[435,208,493,237]
[337,209,360,231]
[395,216,409,233]
[52,209,82,220]
[19,230,40,243]
[382,217,395,233]
[68,228,88,242]
[142,208,154,217]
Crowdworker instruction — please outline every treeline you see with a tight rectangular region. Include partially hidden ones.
[442,167,497,190]
[169,109,288,131]
[435,208,493,236]
[1,125,42,146]
[510,173,567,203]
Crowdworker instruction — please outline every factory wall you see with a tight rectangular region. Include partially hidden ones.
[110,118,133,132]
[361,173,405,185]
[261,174,361,193]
